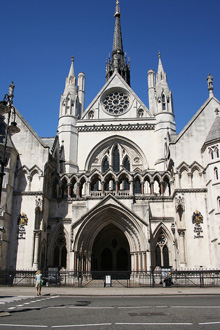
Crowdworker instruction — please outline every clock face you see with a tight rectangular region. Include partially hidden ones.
[102,90,130,116]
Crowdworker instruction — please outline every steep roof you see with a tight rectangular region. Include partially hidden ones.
[205,113,220,144]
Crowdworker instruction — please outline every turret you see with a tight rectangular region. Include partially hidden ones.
[78,72,85,118]
[57,57,81,174]
[148,69,156,115]
[154,53,176,170]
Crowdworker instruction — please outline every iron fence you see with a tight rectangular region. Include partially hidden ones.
[0,269,220,288]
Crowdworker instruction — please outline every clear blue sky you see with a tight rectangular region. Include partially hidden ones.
[0,0,220,137]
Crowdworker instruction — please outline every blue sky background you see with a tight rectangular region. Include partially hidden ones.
[0,0,220,137]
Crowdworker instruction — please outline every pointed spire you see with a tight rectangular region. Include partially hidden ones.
[105,1,130,85]
[112,0,123,56]
[65,56,77,93]
[68,56,75,78]
[157,52,166,83]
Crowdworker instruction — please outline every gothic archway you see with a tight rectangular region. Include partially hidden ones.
[72,197,148,275]
[91,224,130,272]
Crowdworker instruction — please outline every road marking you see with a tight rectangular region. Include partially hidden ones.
[52,323,112,328]
[172,306,220,309]
[0,325,48,328]
[49,306,114,309]
[118,305,167,309]
[199,322,220,325]
[115,323,193,326]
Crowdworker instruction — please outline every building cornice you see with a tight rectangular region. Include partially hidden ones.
[77,123,155,132]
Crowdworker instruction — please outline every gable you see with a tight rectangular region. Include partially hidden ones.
[81,72,152,121]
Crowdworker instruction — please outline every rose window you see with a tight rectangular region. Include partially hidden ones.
[103,91,130,115]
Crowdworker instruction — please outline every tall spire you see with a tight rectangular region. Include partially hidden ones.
[112,0,123,56]
[105,1,130,85]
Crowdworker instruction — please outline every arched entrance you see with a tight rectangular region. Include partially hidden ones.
[91,224,130,272]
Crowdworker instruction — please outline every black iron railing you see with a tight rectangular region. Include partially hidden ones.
[0,269,219,287]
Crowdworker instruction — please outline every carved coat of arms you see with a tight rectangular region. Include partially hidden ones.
[192,210,203,224]
[18,213,28,239]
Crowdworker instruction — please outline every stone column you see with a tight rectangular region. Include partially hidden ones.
[115,181,119,194]
[76,184,80,198]
[27,176,32,191]
[160,181,164,195]
[150,181,154,194]
[178,229,186,265]
[101,182,105,195]
[143,252,147,271]
[131,253,135,271]
[141,182,144,195]
[67,183,71,198]
[33,230,41,270]
[136,253,139,272]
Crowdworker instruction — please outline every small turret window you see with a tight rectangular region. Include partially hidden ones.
[162,94,166,110]
[214,167,219,180]
[89,110,94,119]
[138,109,144,118]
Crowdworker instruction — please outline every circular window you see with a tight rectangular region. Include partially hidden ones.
[102,90,130,116]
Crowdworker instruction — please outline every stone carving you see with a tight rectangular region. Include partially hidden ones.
[175,194,185,211]
[35,195,43,211]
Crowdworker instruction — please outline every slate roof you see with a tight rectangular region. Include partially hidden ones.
[205,115,220,144]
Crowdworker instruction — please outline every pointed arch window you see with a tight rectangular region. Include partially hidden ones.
[102,157,109,173]
[113,145,120,172]
[155,231,170,268]
[163,245,169,268]
[134,178,141,194]
[123,156,130,171]
[155,246,161,267]
[53,233,67,269]
[53,246,60,267]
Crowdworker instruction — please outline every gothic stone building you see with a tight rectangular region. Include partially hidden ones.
[1,2,220,275]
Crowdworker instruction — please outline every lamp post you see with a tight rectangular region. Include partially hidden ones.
[0,82,20,207]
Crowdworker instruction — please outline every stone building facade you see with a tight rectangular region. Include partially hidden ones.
[1,1,220,274]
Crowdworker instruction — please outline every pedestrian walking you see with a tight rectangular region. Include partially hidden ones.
[35,270,43,296]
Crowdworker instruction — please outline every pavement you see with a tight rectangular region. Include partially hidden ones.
[1,285,220,296]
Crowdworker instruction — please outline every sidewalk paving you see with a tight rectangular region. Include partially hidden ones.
[1,285,220,296]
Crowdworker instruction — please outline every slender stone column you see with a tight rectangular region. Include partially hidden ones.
[27,176,32,191]
[33,230,41,270]
[138,253,142,271]
[136,253,139,272]
[67,183,71,198]
[115,181,119,194]
[74,252,77,273]
[76,184,80,198]
[178,229,186,265]
[150,181,154,194]
[141,182,144,195]
[101,182,105,195]
[143,252,147,271]
[160,181,164,195]
[131,253,135,271]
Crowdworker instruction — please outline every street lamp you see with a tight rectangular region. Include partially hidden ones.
[0,82,20,207]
